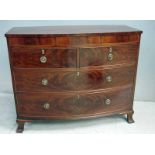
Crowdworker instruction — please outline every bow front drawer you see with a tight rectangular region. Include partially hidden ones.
[16,86,133,118]
[14,65,135,92]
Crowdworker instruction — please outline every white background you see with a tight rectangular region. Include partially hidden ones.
[0,0,155,155]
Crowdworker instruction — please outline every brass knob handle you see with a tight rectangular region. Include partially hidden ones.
[42,79,48,86]
[108,53,113,61]
[43,103,50,110]
[106,75,112,82]
[105,98,111,105]
[40,56,47,63]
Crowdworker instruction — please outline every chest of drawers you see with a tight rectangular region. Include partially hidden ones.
[5,25,142,133]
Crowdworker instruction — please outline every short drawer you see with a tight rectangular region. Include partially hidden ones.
[14,65,135,92]
[11,47,77,68]
[79,44,139,67]
[7,36,56,46]
[16,86,133,118]
[101,33,140,43]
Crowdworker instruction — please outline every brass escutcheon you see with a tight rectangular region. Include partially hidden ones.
[105,98,111,105]
[42,79,48,86]
[43,103,50,110]
[40,56,47,63]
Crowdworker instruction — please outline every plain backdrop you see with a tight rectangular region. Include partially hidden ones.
[0,20,155,101]
[0,1,155,154]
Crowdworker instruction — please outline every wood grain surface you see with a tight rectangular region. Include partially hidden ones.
[16,85,133,118]
[5,25,142,132]
[14,66,135,92]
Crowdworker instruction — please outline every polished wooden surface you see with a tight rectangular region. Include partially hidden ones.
[6,25,142,35]
[11,44,138,68]
[16,86,133,118]
[79,44,139,67]
[7,33,140,46]
[11,47,77,68]
[14,66,135,92]
[6,25,142,132]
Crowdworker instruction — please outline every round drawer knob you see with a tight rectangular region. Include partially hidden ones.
[105,98,111,105]
[42,79,48,86]
[43,103,50,110]
[106,75,112,82]
[108,53,113,61]
[40,56,47,63]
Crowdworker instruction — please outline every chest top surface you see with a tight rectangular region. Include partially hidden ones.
[6,25,142,36]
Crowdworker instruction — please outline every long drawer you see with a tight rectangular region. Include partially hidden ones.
[16,86,133,118]
[14,65,135,92]
[10,44,138,68]
[7,33,140,46]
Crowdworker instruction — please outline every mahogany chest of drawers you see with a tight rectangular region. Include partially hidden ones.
[5,25,142,133]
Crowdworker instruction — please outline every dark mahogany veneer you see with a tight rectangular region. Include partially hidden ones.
[5,25,142,133]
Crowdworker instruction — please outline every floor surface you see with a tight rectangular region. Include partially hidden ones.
[0,93,155,134]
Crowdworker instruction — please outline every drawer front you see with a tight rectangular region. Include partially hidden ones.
[14,69,77,92]
[7,36,56,46]
[16,86,133,118]
[11,48,77,68]
[80,44,139,67]
[76,66,135,91]
[7,33,140,46]
[101,33,140,43]
[14,66,135,92]
[7,35,101,46]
